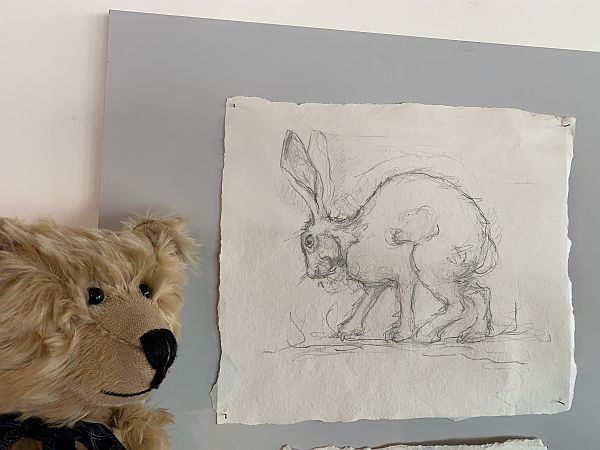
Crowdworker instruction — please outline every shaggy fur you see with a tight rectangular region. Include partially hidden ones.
[0,215,196,450]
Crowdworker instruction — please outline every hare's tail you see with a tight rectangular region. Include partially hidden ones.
[384,207,440,247]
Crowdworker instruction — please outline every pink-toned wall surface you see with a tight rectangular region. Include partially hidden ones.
[1,0,598,227]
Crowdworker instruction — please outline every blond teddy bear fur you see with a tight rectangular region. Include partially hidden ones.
[0,215,196,450]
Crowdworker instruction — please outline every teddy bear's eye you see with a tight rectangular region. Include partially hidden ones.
[139,283,153,299]
[88,287,105,305]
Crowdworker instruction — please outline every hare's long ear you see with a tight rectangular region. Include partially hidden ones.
[306,130,334,212]
[281,130,328,219]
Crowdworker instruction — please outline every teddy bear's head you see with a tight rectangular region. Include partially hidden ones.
[0,215,195,425]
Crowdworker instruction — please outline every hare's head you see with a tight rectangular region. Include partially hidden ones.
[281,130,344,279]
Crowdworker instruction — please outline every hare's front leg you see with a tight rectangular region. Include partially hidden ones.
[336,285,387,340]
[384,277,418,342]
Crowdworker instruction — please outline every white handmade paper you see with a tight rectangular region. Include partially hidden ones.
[217,97,575,424]
[282,440,547,450]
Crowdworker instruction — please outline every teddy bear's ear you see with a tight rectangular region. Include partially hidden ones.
[0,218,24,252]
[128,215,197,265]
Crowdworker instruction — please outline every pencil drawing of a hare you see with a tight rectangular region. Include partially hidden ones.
[281,130,498,344]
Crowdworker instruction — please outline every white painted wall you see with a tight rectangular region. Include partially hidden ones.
[1,0,598,226]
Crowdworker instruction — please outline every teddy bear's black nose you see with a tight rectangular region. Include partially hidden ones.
[140,328,178,389]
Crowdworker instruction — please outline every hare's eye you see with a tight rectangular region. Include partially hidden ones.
[304,234,315,249]
[139,283,153,299]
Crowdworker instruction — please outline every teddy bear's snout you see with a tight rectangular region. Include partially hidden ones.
[140,328,178,389]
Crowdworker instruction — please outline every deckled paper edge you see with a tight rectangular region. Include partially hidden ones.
[281,438,547,450]
[227,95,572,122]
[212,97,236,425]
[565,116,577,410]
[217,96,577,424]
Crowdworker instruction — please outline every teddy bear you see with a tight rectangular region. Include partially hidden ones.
[0,215,196,450]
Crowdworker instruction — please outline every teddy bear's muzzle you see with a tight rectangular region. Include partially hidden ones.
[140,328,178,389]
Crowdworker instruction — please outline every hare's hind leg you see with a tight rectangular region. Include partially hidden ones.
[414,278,490,343]
[384,277,418,343]
[411,240,494,343]
[413,279,469,343]
[411,246,477,343]
[458,281,492,343]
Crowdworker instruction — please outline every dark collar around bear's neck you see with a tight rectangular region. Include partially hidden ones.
[0,414,126,450]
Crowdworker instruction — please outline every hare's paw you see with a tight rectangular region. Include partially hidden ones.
[458,318,492,343]
[413,321,443,344]
[384,324,413,343]
[335,319,364,340]
[458,330,488,344]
